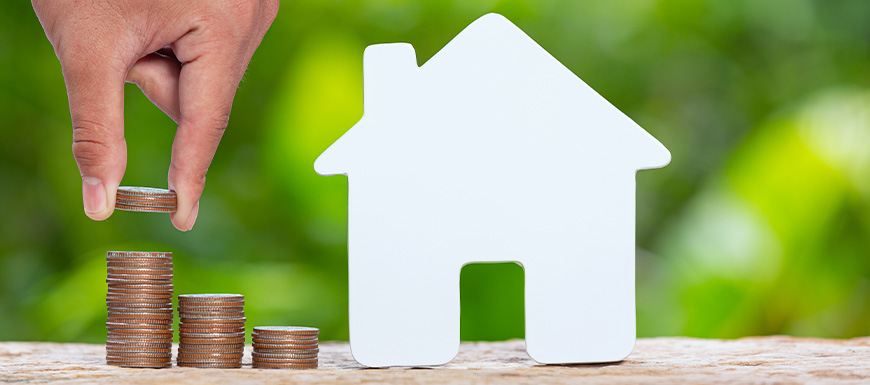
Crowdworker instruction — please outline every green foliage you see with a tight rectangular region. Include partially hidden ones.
[0,0,868,342]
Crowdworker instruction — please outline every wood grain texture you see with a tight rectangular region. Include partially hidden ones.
[1,337,868,384]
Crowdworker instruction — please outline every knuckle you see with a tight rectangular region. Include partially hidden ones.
[170,161,209,187]
[53,15,129,70]
[71,121,112,168]
[72,140,107,170]
[216,0,259,34]
[57,45,95,72]
[212,112,231,133]
[177,112,230,152]
[182,1,265,53]
[59,46,127,84]
[184,107,232,135]
[201,112,231,139]
[72,118,113,137]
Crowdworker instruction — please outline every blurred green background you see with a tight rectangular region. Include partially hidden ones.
[1,0,869,344]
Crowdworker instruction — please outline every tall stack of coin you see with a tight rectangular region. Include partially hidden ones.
[105,251,173,368]
[115,186,177,213]
[177,294,246,368]
[252,326,319,369]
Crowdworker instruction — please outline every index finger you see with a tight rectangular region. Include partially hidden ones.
[168,47,247,231]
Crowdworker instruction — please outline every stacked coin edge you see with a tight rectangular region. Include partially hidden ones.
[177,294,246,368]
[105,251,174,368]
[252,326,319,369]
[115,186,178,213]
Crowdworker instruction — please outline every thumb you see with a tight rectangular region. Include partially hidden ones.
[62,54,128,220]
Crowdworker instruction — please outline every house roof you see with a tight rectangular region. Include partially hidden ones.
[314,13,670,176]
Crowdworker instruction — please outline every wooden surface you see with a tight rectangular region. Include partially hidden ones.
[1,337,869,384]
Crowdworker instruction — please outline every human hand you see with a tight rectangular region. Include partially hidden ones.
[32,0,278,231]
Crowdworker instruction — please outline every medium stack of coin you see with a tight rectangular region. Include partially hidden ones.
[105,251,173,368]
[115,186,177,213]
[177,294,246,368]
[252,326,319,369]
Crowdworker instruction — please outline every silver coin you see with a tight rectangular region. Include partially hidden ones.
[114,195,177,204]
[106,281,173,287]
[106,293,173,298]
[114,200,178,209]
[178,352,244,357]
[179,294,243,300]
[252,335,318,342]
[178,305,244,310]
[107,290,173,296]
[106,250,172,255]
[253,352,319,359]
[178,311,245,316]
[107,252,172,259]
[177,304,244,310]
[252,362,317,369]
[115,195,177,203]
[110,323,172,328]
[254,356,320,361]
[106,308,173,314]
[106,313,174,320]
[254,347,319,353]
[106,335,174,342]
[107,273,173,279]
[106,328,174,334]
[253,326,318,333]
[179,309,244,314]
[106,297,173,303]
[180,345,245,351]
[107,266,173,272]
[180,317,246,324]
[179,346,245,352]
[181,332,245,338]
[179,337,245,344]
[114,204,176,213]
[116,186,176,196]
[106,352,173,357]
[105,259,172,265]
[176,357,243,362]
[107,303,173,309]
[176,361,242,366]
[114,195,177,203]
[106,306,173,319]
[177,302,244,307]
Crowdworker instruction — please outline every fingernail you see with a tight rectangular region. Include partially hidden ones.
[184,200,200,231]
[82,176,107,216]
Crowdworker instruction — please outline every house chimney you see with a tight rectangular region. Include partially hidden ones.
[363,43,418,112]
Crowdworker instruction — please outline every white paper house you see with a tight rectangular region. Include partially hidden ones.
[315,13,670,367]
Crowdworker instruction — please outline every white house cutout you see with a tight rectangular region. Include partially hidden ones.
[315,13,670,367]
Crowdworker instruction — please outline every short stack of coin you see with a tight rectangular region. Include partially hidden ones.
[115,186,177,213]
[105,251,173,368]
[252,326,319,369]
[177,294,246,368]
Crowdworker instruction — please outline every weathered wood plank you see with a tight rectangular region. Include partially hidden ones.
[1,337,868,384]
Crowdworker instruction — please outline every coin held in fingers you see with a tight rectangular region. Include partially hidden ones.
[114,186,177,213]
